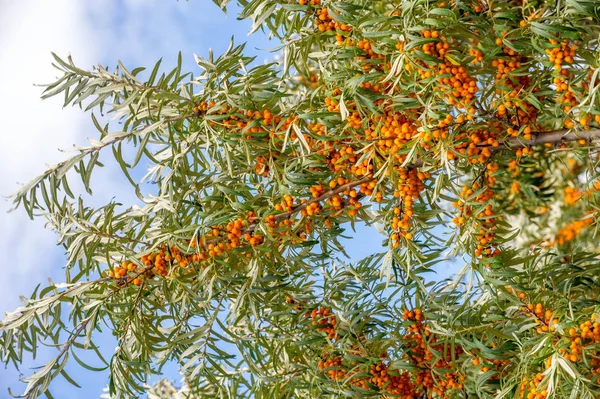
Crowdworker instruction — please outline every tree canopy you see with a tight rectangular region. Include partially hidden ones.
[2,0,600,398]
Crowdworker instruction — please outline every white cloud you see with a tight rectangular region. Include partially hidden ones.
[0,0,99,314]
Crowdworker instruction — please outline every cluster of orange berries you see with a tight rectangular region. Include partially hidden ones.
[312,103,425,225]
[183,214,265,260]
[361,179,381,200]
[192,101,212,115]
[519,368,548,399]
[574,113,598,130]
[323,178,364,217]
[402,308,424,322]
[358,80,384,93]
[317,355,345,380]
[312,6,351,37]
[492,47,525,83]
[275,194,294,212]
[411,38,447,74]
[422,113,476,157]
[523,303,559,334]
[313,308,468,397]
[224,109,280,136]
[437,63,478,107]
[366,111,419,157]
[108,214,269,284]
[421,119,450,148]
[453,183,500,258]
[323,144,365,175]
[514,146,534,158]
[305,306,338,340]
[265,214,297,239]
[419,30,483,108]
[491,45,540,139]
[453,126,501,164]
[356,39,385,67]
[414,30,477,108]
[421,29,442,43]
[389,168,428,246]
[562,181,600,209]
[402,309,464,397]
[564,181,600,205]
[469,45,484,63]
[108,244,201,285]
[555,70,579,123]
[507,125,534,140]
[203,104,304,148]
[366,362,416,397]
[226,216,264,247]
[254,155,269,177]
[108,203,334,286]
[193,102,307,152]
[309,183,326,198]
[317,353,419,397]
[553,214,594,246]
[495,99,538,138]
[108,261,145,286]
[561,315,600,364]
[146,245,197,275]
[564,186,582,205]
[545,39,583,126]
[300,200,323,217]
[507,159,520,177]
[323,96,340,113]
[318,95,429,207]
[509,179,521,195]
[546,39,576,70]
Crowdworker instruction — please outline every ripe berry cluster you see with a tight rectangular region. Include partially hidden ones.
[523,303,559,333]
[306,306,338,340]
[402,308,464,397]
[453,183,500,258]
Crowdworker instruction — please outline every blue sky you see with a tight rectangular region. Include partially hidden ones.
[0,1,459,397]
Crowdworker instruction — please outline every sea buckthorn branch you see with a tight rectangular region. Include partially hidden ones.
[2,263,163,360]
[103,120,600,284]
[188,175,377,247]
[15,316,94,398]
[110,124,600,284]
[116,277,148,342]
[10,113,188,217]
[179,289,228,374]
[1,268,159,398]
[47,113,600,279]
[100,67,196,107]
[271,174,376,223]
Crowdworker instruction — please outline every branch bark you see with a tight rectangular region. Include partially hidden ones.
[504,128,600,149]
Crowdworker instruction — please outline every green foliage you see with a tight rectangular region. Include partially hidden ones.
[2,1,600,398]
